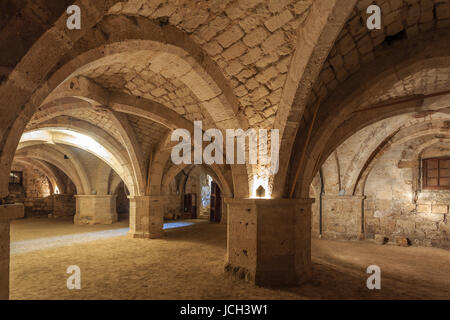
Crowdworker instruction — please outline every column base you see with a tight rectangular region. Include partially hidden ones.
[224,198,314,287]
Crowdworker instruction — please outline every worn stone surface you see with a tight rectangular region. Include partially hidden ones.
[374,234,389,245]
[225,198,313,286]
[320,196,365,240]
[129,196,165,239]
[394,236,410,247]
[313,113,450,249]
[75,195,118,225]
[106,0,313,128]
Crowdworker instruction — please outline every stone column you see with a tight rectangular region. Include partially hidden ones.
[0,204,24,300]
[321,195,365,240]
[220,195,232,225]
[74,195,117,225]
[128,196,165,239]
[224,198,314,287]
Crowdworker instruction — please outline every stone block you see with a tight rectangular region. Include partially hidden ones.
[394,236,410,247]
[264,10,294,32]
[374,234,388,245]
[224,198,314,286]
[432,204,448,214]
[74,195,117,225]
[217,25,244,48]
[416,204,431,213]
[243,27,268,48]
[129,196,165,239]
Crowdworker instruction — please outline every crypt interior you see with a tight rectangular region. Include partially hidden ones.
[0,0,449,300]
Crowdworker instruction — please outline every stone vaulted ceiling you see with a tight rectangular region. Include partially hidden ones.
[310,0,450,107]
[107,0,314,128]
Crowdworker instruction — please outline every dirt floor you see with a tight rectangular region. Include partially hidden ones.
[9,217,450,300]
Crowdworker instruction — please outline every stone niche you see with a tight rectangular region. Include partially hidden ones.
[225,198,314,287]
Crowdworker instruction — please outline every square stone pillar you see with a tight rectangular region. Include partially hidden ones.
[0,204,24,300]
[220,196,232,225]
[128,196,165,239]
[74,195,117,225]
[321,195,365,240]
[224,198,314,287]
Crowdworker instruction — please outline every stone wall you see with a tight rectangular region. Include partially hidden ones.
[165,194,182,220]
[320,196,364,240]
[23,195,75,218]
[363,142,449,248]
[23,168,51,198]
[313,122,450,248]
[9,164,51,200]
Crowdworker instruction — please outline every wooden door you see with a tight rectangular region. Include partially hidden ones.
[183,193,197,219]
[210,182,222,223]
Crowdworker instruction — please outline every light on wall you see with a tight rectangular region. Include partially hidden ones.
[54,186,60,194]
[256,185,266,198]
[251,174,271,199]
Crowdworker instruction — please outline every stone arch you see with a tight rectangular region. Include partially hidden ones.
[286,31,450,198]
[92,162,113,195]
[30,91,189,197]
[161,163,233,199]
[0,11,249,198]
[12,158,61,196]
[23,122,139,196]
[272,0,358,197]
[415,139,450,160]
[355,121,450,196]
[321,151,341,195]
[0,0,120,198]
[15,144,90,195]
[110,173,125,196]
[148,130,238,198]
[36,81,197,197]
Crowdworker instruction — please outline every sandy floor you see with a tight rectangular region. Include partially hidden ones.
[9,218,450,300]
